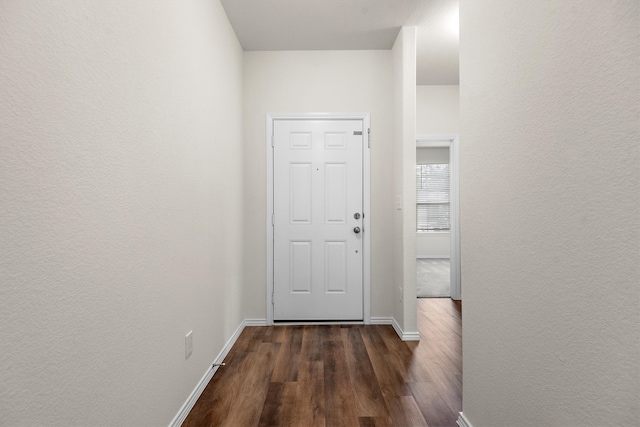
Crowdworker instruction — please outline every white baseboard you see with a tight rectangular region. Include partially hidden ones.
[391,317,420,341]
[168,318,267,427]
[243,318,268,327]
[370,317,420,341]
[457,412,473,427]
[369,316,393,325]
[416,256,450,259]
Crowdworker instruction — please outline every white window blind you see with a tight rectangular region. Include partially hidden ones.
[416,163,450,231]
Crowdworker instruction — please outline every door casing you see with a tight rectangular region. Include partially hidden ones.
[266,113,371,325]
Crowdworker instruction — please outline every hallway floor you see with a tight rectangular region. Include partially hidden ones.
[183,298,462,426]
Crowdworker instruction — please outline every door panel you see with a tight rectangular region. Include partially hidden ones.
[273,119,363,321]
[290,241,312,293]
[325,241,347,293]
[289,163,312,223]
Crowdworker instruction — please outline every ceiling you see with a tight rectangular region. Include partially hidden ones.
[220,0,459,85]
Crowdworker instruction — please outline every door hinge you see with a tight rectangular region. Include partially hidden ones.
[367,128,370,148]
[272,290,275,305]
[271,214,274,226]
[271,135,274,147]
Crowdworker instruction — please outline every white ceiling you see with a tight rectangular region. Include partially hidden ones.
[220,0,459,85]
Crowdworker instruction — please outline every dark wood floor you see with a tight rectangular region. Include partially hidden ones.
[183,298,462,427]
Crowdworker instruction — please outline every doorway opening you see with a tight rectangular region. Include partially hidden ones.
[416,136,460,301]
[266,113,372,325]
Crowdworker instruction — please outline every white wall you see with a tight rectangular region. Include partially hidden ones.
[417,233,449,259]
[417,85,460,135]
[417,147,449,164]
[460,0,639,425]
[0,1,244,425]
[392,27,418,335]
[242,50,395,319]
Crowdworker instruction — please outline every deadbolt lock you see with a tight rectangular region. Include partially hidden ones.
[354,213,361,219]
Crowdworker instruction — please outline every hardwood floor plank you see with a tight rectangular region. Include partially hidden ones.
[408,381,457,427]
[232,326,267,353]
[358,416,392,427]
[344,327,389,417]
[262,325,276,343]
[258,382,297,427]
[293,361,325,427]
[269,324,289,343]
[387,395,429,427]
[258,382,285,426]
[323,340,360,427]
[219,342,279,427]
[360,325,412,398]
[299,325,323,366]
[377,324,432,383]
[271,326,303,382]
[320,324,344,342]
[284,327,327,427]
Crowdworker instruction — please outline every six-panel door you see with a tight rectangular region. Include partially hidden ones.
[273,119,364,320]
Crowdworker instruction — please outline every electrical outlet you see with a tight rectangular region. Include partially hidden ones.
[185,331,193,359]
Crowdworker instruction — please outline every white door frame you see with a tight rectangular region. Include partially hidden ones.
[416,135,461,300]
[266,113,371,325]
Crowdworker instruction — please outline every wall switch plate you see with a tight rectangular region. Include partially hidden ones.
[185,331,193,359]
[396,195,402,210]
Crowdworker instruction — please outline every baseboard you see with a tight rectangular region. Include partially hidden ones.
[243,318,268,327]
[392,318,420,341]
[369,317,420,341]
[168,318,267,427]
[416,256,450,259]
[389,317,403,339]
[457,412,473,427]
[369,316,393,326]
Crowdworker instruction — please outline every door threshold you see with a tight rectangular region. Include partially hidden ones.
[273,320,364,325]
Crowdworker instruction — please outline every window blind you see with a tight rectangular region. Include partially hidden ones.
[416,163,450,231]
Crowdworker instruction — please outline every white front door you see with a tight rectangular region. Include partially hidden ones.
[273,119,364,321]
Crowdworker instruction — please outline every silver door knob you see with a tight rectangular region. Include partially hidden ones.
[353,227,361,234]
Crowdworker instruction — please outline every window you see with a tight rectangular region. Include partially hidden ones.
[416,163,450,231]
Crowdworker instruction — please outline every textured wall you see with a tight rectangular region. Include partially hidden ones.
[416,85,460,136]
[0,1,244,425]
[460,0,639,425]
[242,50,395,319]
[392,27,417,334]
